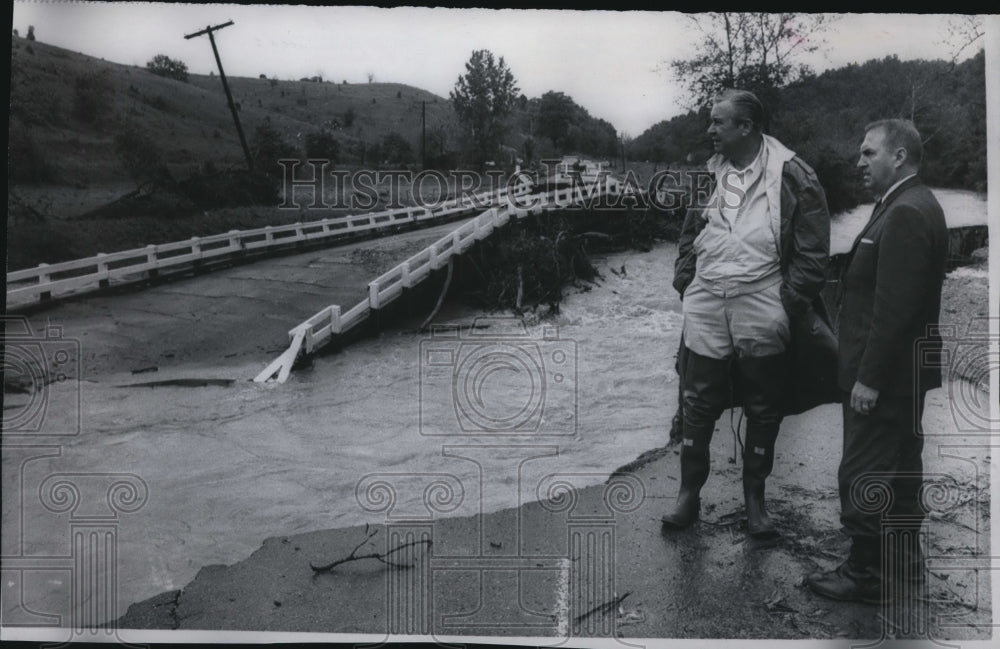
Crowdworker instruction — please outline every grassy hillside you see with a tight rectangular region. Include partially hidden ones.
[10,37,459,188]
[7,37,464,270]
[7,37,638,272]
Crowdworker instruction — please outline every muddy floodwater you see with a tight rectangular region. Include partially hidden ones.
[4,242,685,623]
[2,188,989,627]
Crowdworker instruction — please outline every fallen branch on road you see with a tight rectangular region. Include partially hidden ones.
[310,524,432,573]
[574,591,631,624]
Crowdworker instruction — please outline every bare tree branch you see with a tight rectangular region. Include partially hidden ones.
[574,591,631,624]
[668,12,835,109]
[310,525,433,573]
[942,15,985,65]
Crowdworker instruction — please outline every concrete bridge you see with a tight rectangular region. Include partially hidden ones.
[5,158,625,385]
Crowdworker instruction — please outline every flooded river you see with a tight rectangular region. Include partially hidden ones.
[4,242,684,623]
[2,188,988,624]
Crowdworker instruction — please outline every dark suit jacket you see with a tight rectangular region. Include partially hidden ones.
[837,176,948,397]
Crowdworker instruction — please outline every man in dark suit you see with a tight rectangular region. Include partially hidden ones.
[806,119,948,603]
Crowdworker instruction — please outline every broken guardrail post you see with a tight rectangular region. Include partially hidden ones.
[96,254,110,288]
[145,245,159,279]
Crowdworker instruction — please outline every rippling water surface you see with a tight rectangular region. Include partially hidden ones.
[5,242,684,620]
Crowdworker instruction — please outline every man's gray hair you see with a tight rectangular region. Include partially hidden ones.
[865,119,923,166]
[715,88,766,133]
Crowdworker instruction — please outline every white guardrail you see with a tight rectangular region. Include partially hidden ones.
[5,180,536,308]
[254,173,624,383]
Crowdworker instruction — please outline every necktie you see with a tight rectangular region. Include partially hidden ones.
[868,200,882,224]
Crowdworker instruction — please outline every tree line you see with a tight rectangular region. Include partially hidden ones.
[630,50,986,213]
[523,91,619,163]
[449,50,620,170]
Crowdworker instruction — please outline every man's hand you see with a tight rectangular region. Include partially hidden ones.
[779,283,810,318]
[850,381,879,415]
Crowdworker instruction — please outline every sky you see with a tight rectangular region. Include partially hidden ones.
[9,4,990,136]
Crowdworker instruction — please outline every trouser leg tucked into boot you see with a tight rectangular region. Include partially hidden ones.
[662,348,730,530]
[736,353,787,539]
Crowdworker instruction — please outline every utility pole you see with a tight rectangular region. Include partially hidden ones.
[421,100,426,170]
[185,20,254,172]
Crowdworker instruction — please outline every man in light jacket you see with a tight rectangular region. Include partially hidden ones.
[664,88,831,538]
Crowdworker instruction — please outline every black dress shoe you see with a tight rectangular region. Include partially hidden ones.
[886,559,927,591]
[806,560,888,605]
[886,540,926,585]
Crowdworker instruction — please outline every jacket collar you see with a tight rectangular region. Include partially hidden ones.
[705,134,795,176]
[848,175,923,255]
[878,173,918,205]
[705,135,795,232]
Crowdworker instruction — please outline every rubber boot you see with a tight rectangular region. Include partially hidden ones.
[736,353,787,539]
[662,348,731,530]
[742,422,779,539]
[661,425,712,528]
